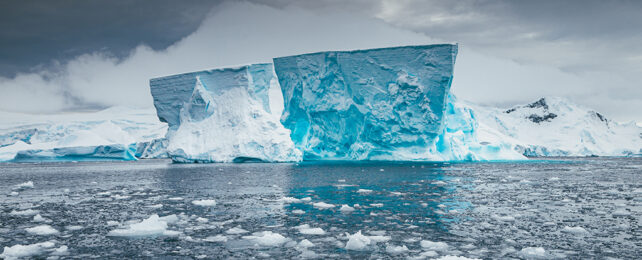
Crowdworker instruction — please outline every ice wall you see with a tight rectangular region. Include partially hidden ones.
[273,44,459,160]
[149,64,300,162]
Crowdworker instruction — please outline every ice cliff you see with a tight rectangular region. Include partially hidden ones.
[272,44,522,160]
[149,64,300,162]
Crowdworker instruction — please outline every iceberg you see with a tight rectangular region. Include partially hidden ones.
[149,63,300,162]
[273,44,514,161]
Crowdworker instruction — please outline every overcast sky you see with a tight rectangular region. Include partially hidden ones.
[0,0,640,122]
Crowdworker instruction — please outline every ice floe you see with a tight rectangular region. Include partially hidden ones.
[25,225,59,235]
[107,214,180,237]
[242,231,290,247]
[295,224,326,235]
[192,199,217,206]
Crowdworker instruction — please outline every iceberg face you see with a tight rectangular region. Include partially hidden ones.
[273,45,459,160]
[13,144,137,162]
[149,64,301,162]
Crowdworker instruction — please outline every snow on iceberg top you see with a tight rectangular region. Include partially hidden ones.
[149,63,275,129]
[272,44,459,160]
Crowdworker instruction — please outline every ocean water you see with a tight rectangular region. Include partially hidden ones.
[0,158,640,259]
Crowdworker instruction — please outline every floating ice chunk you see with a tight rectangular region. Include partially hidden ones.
[340,204,355,213]
[9,191,18,196]
[66,225,83,231]
[25,225,59,235]
[292,209,305,215]
[612,208,630,217]
[13,181,34,190]
[562,226,588,234]
[196,217,209,223]
[312,202,335,209]
[295,224,326,235]
[146,204,163,209]
[279,197,302,203]
[204,235,228,243]
[433,181,447,186]
[226,226,249,234]
[107,214,180,237]
[192,199,216,206]
[519,247,547,259]
[298,239,314,248]
[492,215,516,222]
[243,231,290,247]
[51,245,68,256]
[300,197,312,202]
[168,197,184,201]
[9,209,39,216]
[0,241,56,259]
[345,231,371,251]
[548,177,560,181]
[420,240,449,251]
[436,256,481,260]
[370,203,384,207]
[386,244,409,254]
[32,214,49,222]
[357,189,373,194]
[106,221,119,226]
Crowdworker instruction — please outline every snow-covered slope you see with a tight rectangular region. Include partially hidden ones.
[473,97,642,156]
[0,107,167,162]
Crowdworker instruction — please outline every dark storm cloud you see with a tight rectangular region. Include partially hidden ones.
[0,0,220,77]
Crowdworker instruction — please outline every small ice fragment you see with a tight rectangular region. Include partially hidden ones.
[32,214,48,222]
[146,204,163,209]
[379,168,384,172]
[548,177,560,181]
[196,217,209,223]
[357,189,373,194]
[242,231,290,247]
[312,202,335,209]
[340,204,355,213]
[13,181,34,190]
[167,197,184,201]
[9,191,18,196]
[433,181,447,185]
[225,226,249,234]
[493,215,516,222]
[192,199,216,206]
[420,240,449,251]
[106,221,119,226]
[292,209,305,214]
[370,203,383,207]
[612,208,630,217]
[385,244,409,254]
[204,235,228,242]
[66,225,83,231]
[562,226,588,234]
[390,192,404,196]
[25,225,59,235]
[298,239,314,248]
[338,179,346,182]
[51,245,68,256]
[9,209,39,216]
[519,247,547,259]
[300,197,312,202]
[295,224,326,235]
[279,197,302,203]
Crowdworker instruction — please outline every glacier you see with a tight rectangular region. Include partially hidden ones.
[272,44,522,161]
[473,97,642,157]
[149,63,300,162]
[0,107,167,162]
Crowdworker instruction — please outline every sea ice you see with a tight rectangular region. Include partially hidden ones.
[339,204,355,213]
[25,225,59,235]
[191,199,216,206]
[106,214,180,237]
[312,202,335,209]
[242,231,290,247]
[420,240,449,251]
[518,247,547,259]
[295,224,326,235]
[386,244,409,254]
[0,241,56,259]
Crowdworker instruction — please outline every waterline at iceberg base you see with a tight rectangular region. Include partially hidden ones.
[149,44,524,163]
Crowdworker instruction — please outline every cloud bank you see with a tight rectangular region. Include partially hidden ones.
[0,1,639,123]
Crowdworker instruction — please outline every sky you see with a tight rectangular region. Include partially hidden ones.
[0,0,640,123]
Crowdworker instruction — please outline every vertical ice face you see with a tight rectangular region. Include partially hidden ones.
[149,64,301,162]
[273,45,459,160]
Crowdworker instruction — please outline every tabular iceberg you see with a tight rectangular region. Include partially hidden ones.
[149,64,300,162]
[275,44,466,160]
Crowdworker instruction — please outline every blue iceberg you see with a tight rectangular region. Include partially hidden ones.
[149,64,301,162]
[274,44,459,160]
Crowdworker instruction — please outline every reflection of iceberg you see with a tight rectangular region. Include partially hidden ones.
[149,64,301,163]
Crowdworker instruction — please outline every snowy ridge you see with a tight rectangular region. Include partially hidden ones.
[0,107,167,162]
[473,97,642,156]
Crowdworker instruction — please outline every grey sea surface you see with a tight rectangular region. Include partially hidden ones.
[0,157,640,259]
